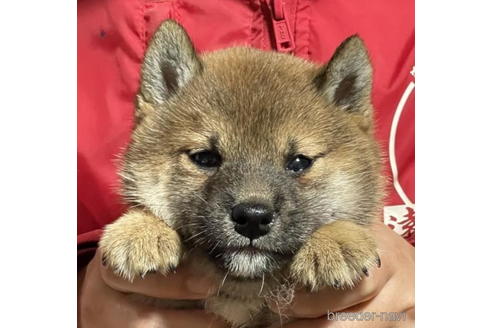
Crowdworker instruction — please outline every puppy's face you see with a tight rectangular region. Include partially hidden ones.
[121,21,382,279]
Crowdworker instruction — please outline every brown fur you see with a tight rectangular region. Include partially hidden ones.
[98,20,384,327]
[290,220,379,291]
[99,209,183,280]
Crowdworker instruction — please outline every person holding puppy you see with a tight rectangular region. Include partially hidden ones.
[78,0,414,327]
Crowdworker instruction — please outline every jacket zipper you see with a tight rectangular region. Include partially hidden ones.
[264,0,295,53]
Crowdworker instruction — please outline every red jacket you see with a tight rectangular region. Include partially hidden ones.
[78,0,415,269]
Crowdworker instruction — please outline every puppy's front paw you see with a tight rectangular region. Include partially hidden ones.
[99,209,183,281]
[290,220,379,291]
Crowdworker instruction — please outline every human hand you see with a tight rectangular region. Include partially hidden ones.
[269,221,415,327]
[78,248,228,328]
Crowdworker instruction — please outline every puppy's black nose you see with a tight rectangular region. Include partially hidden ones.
[231,203,273,240]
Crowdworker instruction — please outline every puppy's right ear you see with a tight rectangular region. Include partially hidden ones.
[136,20,201,122]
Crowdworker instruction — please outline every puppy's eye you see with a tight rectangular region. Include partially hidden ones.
[189,150,222,168]
[286,155,313,173]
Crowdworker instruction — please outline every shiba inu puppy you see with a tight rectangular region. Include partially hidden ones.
[99,20,383,327]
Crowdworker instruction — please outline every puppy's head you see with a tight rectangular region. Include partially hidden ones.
[121,20,383,279]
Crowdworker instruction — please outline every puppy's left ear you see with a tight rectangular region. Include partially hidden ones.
[315,36,373,125]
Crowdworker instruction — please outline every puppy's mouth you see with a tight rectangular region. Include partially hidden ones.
[209,245,288,279]
[225,245,269,255]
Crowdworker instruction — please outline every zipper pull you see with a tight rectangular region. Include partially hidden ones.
[267,0,295,53]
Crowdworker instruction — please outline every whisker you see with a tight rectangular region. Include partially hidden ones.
[258,273,265,296]
[217,270,230,296]
[184,230,207,242]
